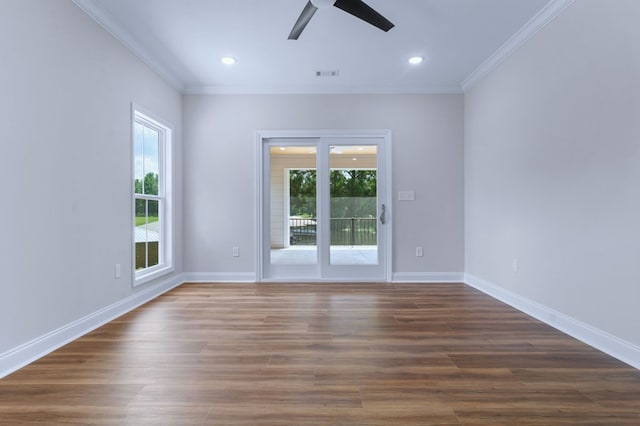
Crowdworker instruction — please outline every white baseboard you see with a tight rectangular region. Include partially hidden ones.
[184,271,467,284]
[464,273,640,370]
[6,270,637,379]
[0,273,185,379]
[182,272,257,283]
[392,272,465,283]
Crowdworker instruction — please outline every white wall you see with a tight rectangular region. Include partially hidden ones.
[465,0,640,346]
[183,94,464,277]
[4,0,637,374]
[0,0,183,354]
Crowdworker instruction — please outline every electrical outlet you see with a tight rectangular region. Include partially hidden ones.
[416,247,424,257]
[232,247,240,257]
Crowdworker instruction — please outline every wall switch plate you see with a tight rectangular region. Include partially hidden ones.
[232,247,240,257]
[398,191,415,201]
[512,258,519,273]
[416,247,424,257]
[115,263,121,279]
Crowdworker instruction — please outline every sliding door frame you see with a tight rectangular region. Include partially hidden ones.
[256,129,393,282]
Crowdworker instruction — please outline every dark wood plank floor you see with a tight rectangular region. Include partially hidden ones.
[1,283,639,425]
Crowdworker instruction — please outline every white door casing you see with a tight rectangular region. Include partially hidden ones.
[256,130,392,282]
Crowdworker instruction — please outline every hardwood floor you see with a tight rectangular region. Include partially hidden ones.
[1,282,639,424]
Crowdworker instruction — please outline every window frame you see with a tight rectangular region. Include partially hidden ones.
[132,104,174,286]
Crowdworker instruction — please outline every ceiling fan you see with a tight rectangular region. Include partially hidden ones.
[288,0,395,40]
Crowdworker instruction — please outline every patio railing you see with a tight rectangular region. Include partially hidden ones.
[289,217,376,246]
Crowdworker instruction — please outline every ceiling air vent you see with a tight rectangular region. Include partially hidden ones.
[316,70,340,77]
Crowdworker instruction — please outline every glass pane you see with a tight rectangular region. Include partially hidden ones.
[143,126,159,196]
[134,198,148,270]
[134,122,144,194]
[330,145,378,265]
[134,199,160,269]
[146,199,160,268]
[270,146,317,265]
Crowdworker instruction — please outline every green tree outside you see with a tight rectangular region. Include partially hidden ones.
[289,170,316,218]
[135,172,159,222]
[289,169,377,218]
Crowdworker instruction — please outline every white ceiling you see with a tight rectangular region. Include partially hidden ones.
[74,0,554,94]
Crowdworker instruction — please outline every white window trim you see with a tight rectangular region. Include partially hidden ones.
[132,103,174,286]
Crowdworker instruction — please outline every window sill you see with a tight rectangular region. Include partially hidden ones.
[134,264,175,287]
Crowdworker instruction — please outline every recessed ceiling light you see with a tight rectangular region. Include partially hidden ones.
[352,157,357,161]
[221,56,236,65]
[279,147,286,151]
[408,56,424,65]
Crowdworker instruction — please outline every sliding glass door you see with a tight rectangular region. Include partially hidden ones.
[261,134,389,281]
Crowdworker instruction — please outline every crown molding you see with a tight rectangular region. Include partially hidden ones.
[74,0,461,96]
[74,0,569,96]
[72,0,185,92]
[183,84,464,96]
[461,0,576,92]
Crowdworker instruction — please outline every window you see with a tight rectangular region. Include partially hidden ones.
[133,106,173,285]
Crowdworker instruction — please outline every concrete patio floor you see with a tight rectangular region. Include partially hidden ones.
[270,245,378,265]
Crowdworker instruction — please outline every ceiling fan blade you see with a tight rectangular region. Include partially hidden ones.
[288,0,319,40]
[333,0,394,32]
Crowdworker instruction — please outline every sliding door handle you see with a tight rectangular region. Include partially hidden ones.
[379,204,386,225]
